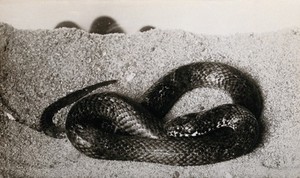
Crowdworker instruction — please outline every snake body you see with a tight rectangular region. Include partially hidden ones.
[41,62,263,166]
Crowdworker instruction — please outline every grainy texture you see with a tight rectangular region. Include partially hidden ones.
[0,22,300,177]
[60,62,261,166]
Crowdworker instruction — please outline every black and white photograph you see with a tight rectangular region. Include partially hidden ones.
[0,0,300,177]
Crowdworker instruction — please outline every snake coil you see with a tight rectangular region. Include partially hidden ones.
[41,62,263,166]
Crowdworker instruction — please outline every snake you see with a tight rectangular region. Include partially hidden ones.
[40,62,263,166]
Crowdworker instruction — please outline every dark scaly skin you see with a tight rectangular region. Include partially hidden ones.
[141,62,262,119]
[42,62,263,166]
[40,80,118,138]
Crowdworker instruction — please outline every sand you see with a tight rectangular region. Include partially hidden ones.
[0,22,300,177]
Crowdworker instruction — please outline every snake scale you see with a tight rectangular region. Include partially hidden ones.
[41,62,263,166]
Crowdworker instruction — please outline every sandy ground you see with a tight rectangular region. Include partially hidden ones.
[0,22,300,177]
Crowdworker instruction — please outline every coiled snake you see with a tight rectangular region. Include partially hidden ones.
[41,62,263,166]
